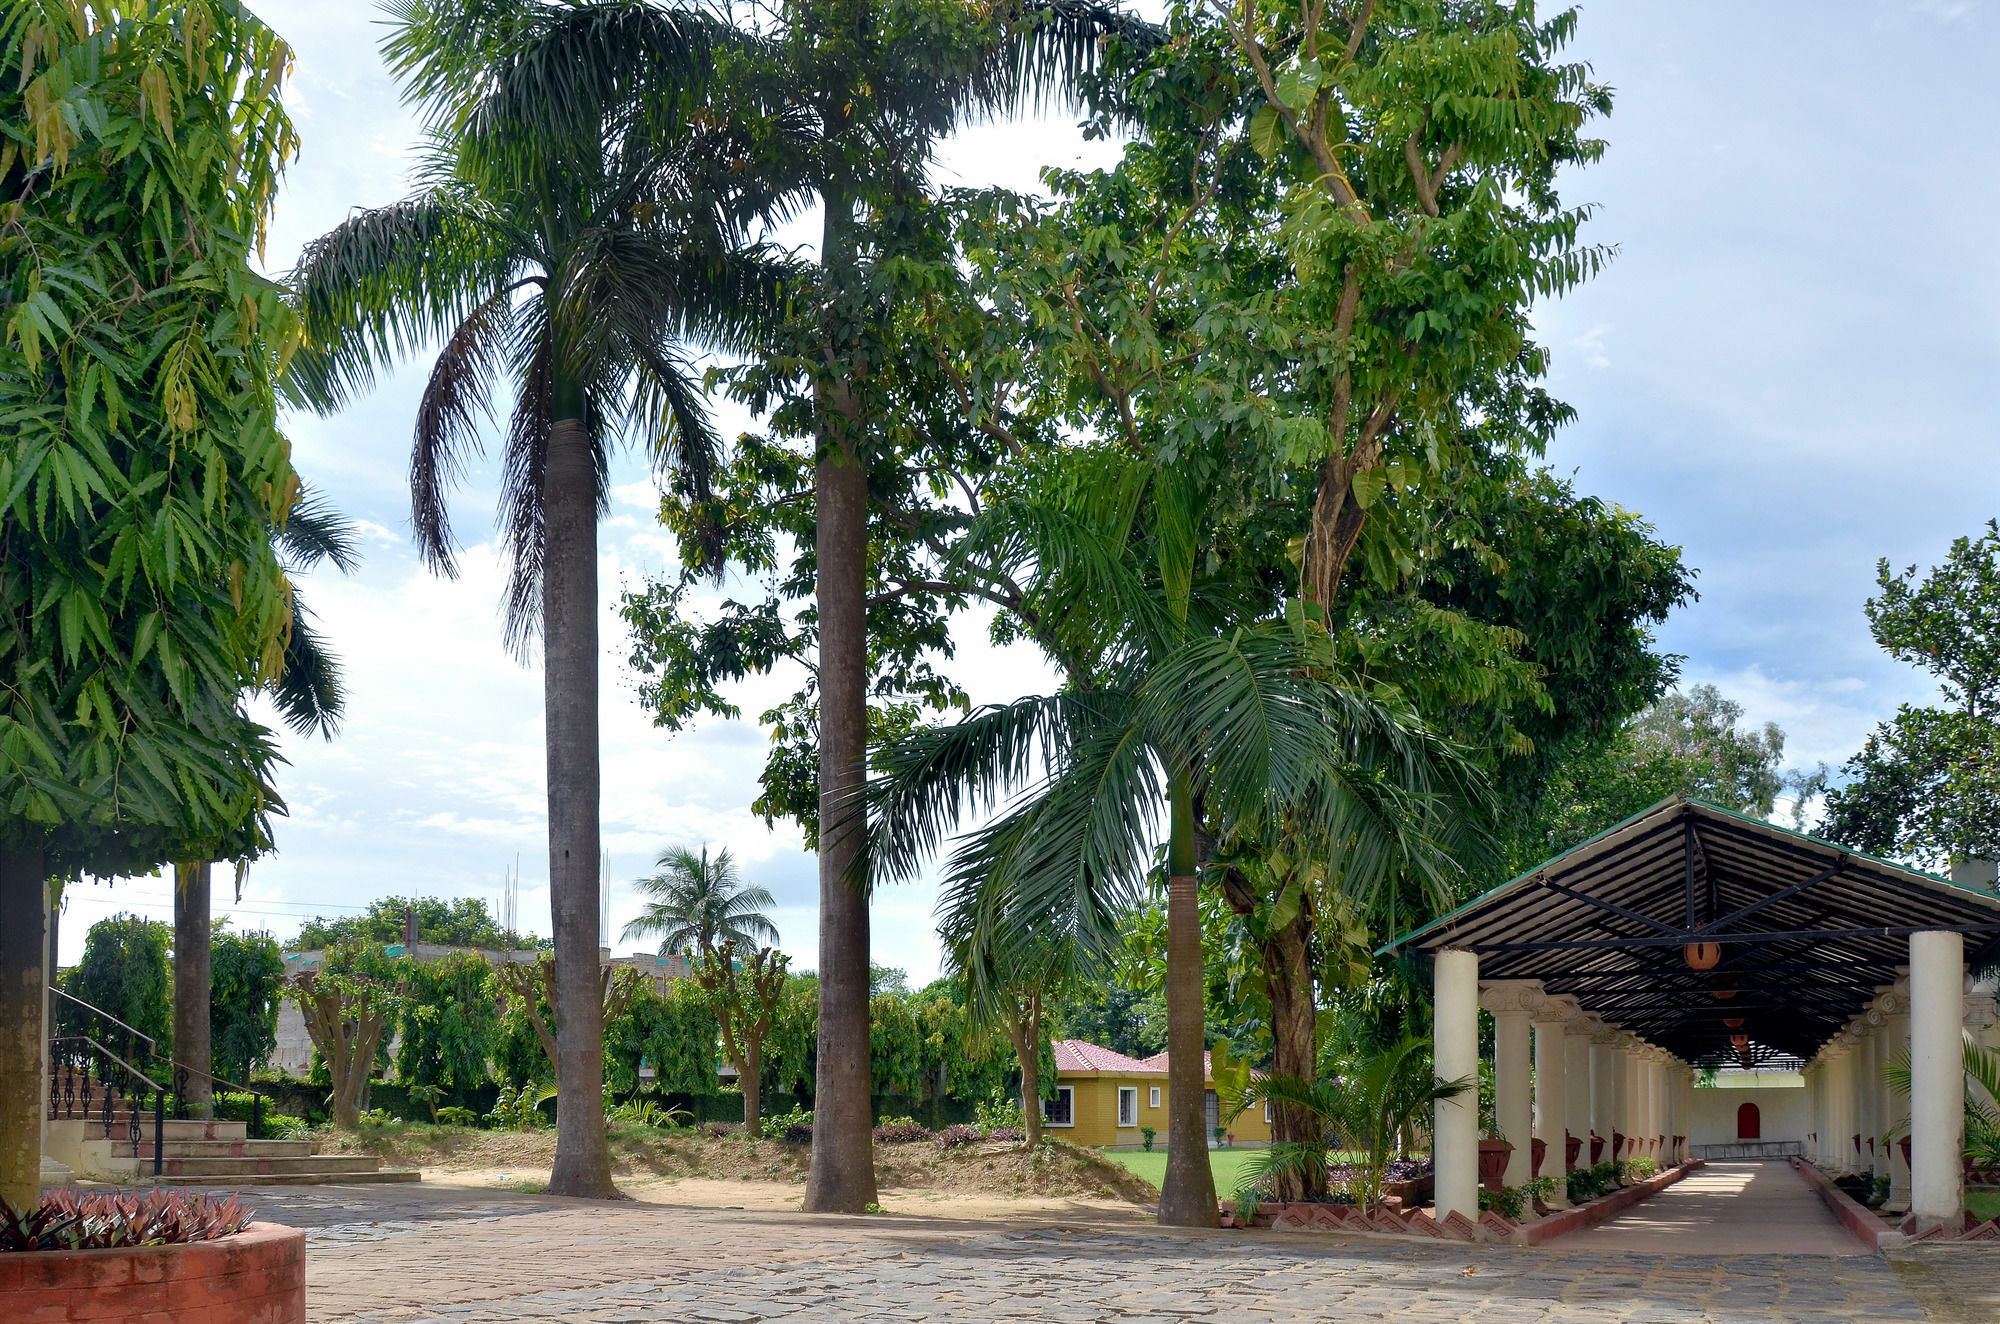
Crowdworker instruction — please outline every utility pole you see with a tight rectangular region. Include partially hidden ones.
[403,905,417,950]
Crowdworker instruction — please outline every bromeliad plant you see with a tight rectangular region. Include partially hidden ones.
[1227,1037,1472,1218]
[0,1189,252,1252]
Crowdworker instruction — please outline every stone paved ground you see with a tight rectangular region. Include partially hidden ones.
[221,1183,1953,1323]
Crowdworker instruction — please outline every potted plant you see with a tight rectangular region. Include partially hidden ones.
[1478,1136,1514,1194]
[0,1189,303,1323]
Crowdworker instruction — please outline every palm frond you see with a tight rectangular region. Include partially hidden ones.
[497,332,553,657]
[964,1,1164,123]
[284,187,515,413]
[412,284,518,575]
[271,591,345,740]
[278,485,361,575]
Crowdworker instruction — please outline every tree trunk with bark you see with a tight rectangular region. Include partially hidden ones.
[741,1040,763,1135]
[541,414,614,1199]
[1218,869,1324,1201]
[173,861,214,1117]
[804,184,878,1215]
[1158,776,1218,1226]
[804,438,877,1212]
[289,973,390,1130]
[1,850,46,1211]
[1001,992,1043,1150]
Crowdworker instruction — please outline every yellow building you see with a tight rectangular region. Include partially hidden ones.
[1046,1040,1273,1149]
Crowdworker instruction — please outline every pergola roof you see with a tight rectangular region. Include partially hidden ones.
[1379,798,2000,1069]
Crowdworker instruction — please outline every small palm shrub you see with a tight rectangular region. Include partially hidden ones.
[1,1190,253,1251]
[436,1106,482,1128]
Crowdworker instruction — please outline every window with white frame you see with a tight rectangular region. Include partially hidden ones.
[1043,1085,1075,1127]
[1118,1086,1139,1128]
[1149,1086,1161,1109]
[1263,1101,1272,1123]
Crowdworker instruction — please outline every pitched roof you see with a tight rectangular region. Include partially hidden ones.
[1139,1050,1211,1076]
[1052,1039,1165,1075]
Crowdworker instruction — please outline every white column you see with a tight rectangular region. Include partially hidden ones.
[1884,995,1912,1213]
[1482,982,1541,1190]
[1909,930,1966,1231]
[1434,949,1481,1223]
[1564,1022,1593,1172]
[1649,1052,1665,1157]
[1856,1021,1879,1179]
[1589,1029,1619,1164]
[1621,1038,1642,1160]
[1533,1000,1573,1207]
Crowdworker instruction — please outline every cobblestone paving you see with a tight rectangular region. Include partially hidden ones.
[221,1185,1941,1323]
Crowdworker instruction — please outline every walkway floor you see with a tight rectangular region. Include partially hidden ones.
[171,1179,1962,1322]
[1563,1160,1869,1255]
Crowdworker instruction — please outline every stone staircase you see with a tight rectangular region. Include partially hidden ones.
[54,1114,419,1187]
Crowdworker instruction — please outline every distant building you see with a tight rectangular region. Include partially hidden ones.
[1047,1039,1272,1149]
[271,944,692,1078]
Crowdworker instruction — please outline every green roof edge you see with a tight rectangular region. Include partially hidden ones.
[1373,794,1987,959]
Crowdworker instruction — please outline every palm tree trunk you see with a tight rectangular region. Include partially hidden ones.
[1159,772,1217,1226]
[804,190,878,1215]
[1,849,46,1211]
[173,861,214,1118]
[542,413,614,1199]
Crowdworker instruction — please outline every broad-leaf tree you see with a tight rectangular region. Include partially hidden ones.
[1826,523,2000,869]
[621,845,779,957]
[691,941,789,1131]
[286,945,409,1130]
[0,0,300,1208]
[288,0,780,1197]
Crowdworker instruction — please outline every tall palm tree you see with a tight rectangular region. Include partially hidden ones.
[621,845,779,957]
[389,0,1162,1213]
[286,2,782,1198]
[176,486,359,1118]
[865,450,1480,1225]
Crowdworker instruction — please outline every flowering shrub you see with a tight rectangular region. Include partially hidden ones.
[1,1190,253,1252]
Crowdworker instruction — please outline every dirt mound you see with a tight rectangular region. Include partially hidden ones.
[317,1124,1152,1205]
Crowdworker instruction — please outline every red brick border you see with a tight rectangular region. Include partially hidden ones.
[0,1221,304,1322]
[1788,1156,1902,1250]
[1513,1161,1704,1245]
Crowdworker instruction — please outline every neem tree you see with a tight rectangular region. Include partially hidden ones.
[0,0,300,1208]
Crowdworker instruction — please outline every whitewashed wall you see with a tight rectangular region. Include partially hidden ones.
[1690,1081,1808,1146]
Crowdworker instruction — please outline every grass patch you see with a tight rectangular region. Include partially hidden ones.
[1969,1188,2000,1222]
[1098,1148,1268,1195]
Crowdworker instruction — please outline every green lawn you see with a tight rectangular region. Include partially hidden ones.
[1099,1148,1267,1194]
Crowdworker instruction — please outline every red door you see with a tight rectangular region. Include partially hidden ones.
[1737,1101,1761,1140]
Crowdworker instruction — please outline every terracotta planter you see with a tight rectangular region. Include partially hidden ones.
[1611,1130,1625,1161]
[1531,1137,1547,1177]
[1565,1133,1582,1171]
[1590,1134,1604,1164]
[1477,1139,1513,1194]
[1899,1136,1912,1168]
[0,1222,303,1323]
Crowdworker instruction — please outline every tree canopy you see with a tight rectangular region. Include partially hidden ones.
[295,895,543,951]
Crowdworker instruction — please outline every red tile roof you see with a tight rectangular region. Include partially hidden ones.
[1052,1039,1166,1075]
[1138,1050,1212,1075]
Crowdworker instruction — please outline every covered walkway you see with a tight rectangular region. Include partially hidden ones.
[1564,1161,1869,1255]
[1380,797,2000,1241]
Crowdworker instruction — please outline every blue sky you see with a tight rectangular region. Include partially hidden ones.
[58,2,2000,982]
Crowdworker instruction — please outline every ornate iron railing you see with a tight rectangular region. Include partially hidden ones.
[47,985,271,1147]
[46,1035,167,1178]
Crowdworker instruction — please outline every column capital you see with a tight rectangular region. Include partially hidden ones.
[1534,994,1583,1025]
[1591,1024,1623,1046]
[1479,980,1546,1016]
[1872,989,1904,1018]
[1964,996,1997,1033]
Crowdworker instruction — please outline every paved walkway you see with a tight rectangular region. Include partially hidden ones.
[1565,1161,1869,1255]
[188,1181,1953,1323]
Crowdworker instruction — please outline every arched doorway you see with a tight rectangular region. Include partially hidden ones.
[1737,1101,1761,1140]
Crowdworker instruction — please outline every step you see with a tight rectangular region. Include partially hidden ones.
[157,1154,388,1178]
[135,1139,314,1160]
[98,1117,251,1142]
[150,1168,423,1187]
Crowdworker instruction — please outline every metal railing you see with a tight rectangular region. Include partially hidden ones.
[47,985,271,1144]
[1690,1140,1803,1160]
[46,1035,167,1178]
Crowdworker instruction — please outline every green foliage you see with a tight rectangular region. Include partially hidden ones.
[1229,1038,1472,1216]
[1053,983,1167,1062]
[1141,1126,1157,1152]
[485,1083,554,1132]
[1825,523,2000,867]
[1515,685,1788,868]
[974,1091,1024,1133]
[209,924,284,1082]
[0,0,301,872]
[65,914,173,1056]
[1478,1184,1526,1220]
[393,951,499,1096]
[760,1103,812,1141]
[603,977,720,1096]
[296,896,541,951]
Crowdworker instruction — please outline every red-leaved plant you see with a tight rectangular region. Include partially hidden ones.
[0,1189,253,1251]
